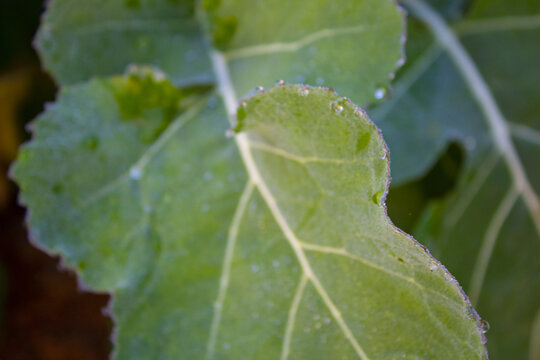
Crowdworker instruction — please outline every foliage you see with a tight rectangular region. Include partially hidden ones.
[13,0,539,358]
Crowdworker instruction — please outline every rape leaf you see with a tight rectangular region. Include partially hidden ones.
[12,74,487,358]
[13,0,489,358]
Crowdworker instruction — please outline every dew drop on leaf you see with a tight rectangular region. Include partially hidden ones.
[129,167,142,180]
[480,319,490,334]
[374,86,387,100]
[331,102,344,114]
[298,87,310,97]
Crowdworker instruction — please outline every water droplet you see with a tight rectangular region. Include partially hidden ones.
[298,87,309,97]
[331,102,344,114]
[203,172,213,181]
[443,271,454,282]
[130,167,143,180]
[396,58,405,67]
[316,77,324,85]
[201,204,210,212]
[374,87,387,100]
[354,108,366,117]
[480,319,490,333]
[277,80,285,86]
[323,317,331,324]
[257,86,264,92]
[272,260,280,267]
[251,264,259,273]
[429,261,439,272]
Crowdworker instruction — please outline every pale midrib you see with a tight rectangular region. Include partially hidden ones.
[205,181,254,360]
[402,0,540,274]
[210,50,370,360]
[223,25,366,60]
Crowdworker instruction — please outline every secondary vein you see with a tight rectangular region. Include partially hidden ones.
[205,181,255,360]
[469,188,518,305]
[281,274,309,360]
[224,25,366,60]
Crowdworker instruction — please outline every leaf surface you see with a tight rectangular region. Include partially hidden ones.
[13,74,487,358]
[370,0,540,358]
[36,0,214,86]
[14,0,490,358]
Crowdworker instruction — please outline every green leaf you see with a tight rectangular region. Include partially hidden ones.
[202,0,404,104]
[36,0,213,86]
[14,0,491,358]
[371,0,540,358]
[38,0,405,105]
[13,73,487,358]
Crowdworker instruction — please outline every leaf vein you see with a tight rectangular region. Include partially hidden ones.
[469,188,518,305]
[205,181,255,360]
[281,274,309,360]
[211,50,371,360]
[224,25,366,60]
